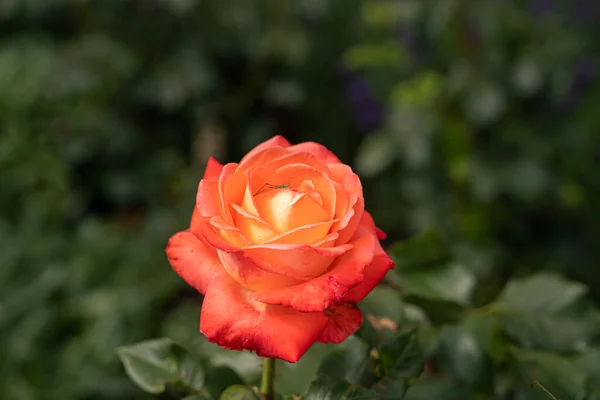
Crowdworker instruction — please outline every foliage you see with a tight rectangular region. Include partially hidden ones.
[2,0,599,399]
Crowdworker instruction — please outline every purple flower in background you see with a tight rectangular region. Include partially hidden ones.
[530,0,554,14]
[556,57,598,109]
[570,0,600,24]
[341,68,383,133]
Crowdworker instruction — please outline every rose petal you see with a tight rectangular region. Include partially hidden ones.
[256,189,329,234]
[238,136,292,165]
[297,180,323,205]
[204,157,223,180]
[275,164,336,219]
[342,252,394,303]
[190,207,205,238]
[230,203,278,244]
[165,230,226,294]
[287,142,342,165]
[244,166,281,215]
[329,164,364,244]
[342,212,394,302]
[225,147,289,207]
[209,215,251,248]
[199,273,328,363]
[196,179,221,217]
[248,234,375,311]
[313,231,339,247]
[317,302,363,344]
[218,163,238,223]
[266,150,332,178]
[376,227,387,240]
[201,217,246,252]
[217,249,303,291]
[262,220,336,246]
[243,242,353,281]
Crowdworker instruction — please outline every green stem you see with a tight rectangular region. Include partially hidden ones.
[260,357,276,400]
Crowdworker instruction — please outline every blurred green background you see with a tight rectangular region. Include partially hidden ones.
[2,0,599,399]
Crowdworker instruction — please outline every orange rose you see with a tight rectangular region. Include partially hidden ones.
[166,136,394,362]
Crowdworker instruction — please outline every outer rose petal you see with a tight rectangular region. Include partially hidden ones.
[203,157,223,180]
[190,207,204,238]
[200,273,328,363]
[166,230,226,294]
[217,163,238,223]
[342,252,395,303]
[330,164,364,245]
[342,212,394,302]
[249,234,375,311]
[287,141,342,164]
[239,136,292,165]
[317,303,363,344]
[196,179,221,217]
[376,227,387,240]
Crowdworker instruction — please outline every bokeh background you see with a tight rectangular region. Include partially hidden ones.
[2,0,600,399]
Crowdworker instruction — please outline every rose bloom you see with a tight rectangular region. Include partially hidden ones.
[166,136,394,363]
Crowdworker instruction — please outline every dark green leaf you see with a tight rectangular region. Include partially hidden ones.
[401,263,476,307]
[359,286,404,323]
[219,385,261,400]
[317,335,376,386]
[375,328,424,381]
[438,326,493,391]
[576,348,600,392]
[463,313,507,362]
[404,377,468,400]
[117,338,206,395]
[494,273,587,313]
[205,366,246,399]
[302,376,359,400]
[513,349,588,400]
[389,230,450,272]
[490,273,598,352]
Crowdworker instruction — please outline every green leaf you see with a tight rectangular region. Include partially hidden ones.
[302,376,360,400]
[494,273,587,313]
[490,273,597,352]
[317,335,376,386]
[219,385,261,400]
[401,262,476,307]
[358,286,404,323]
[462,313,507,362]
[438,326,493,391]
[498,314,593,353]
[513,349,588,400]
[355,133,397,178]
[375,328,424,381]
[390,230,450,272]
[117,338,206,395]
[404,377,468,400]
[576,348,600,392]
[205,366,246,399]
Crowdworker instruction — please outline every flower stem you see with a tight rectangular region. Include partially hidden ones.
[260,357,276,400]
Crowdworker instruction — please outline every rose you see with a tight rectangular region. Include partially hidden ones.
[166,136,394,363]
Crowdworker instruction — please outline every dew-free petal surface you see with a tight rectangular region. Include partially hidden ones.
[200,273,328,363]
[166,230,226,294]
